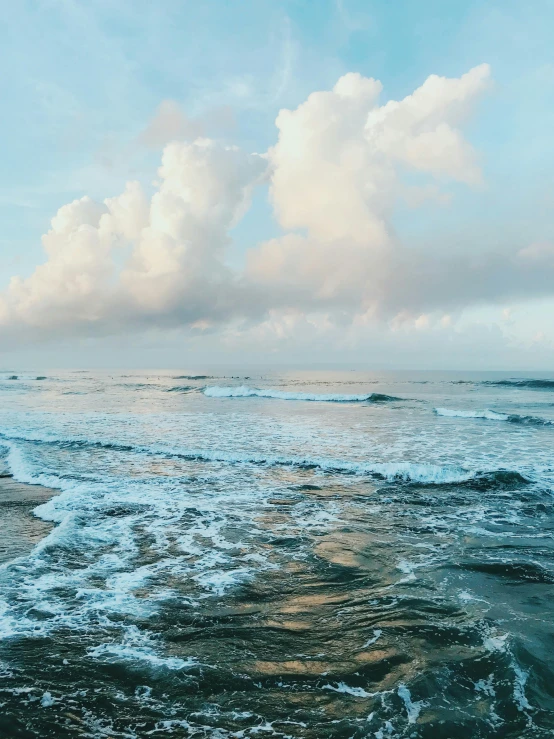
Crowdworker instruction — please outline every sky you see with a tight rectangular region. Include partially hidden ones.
[1,0,554,369]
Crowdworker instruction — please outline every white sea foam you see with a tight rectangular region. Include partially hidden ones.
[88,643,198,671]
[513,663,532,712]
[1,431,478,485]
[193,567,253,596]
[322,681,372,697]
[88,625,199,671]
[0,433,285,655]
[458,590,489,604]
[204,385,396,402]
[435,407,553,427]
[374,721,395,738]
[435,408,509,421]
[483,632,509,652]
[363,629,382,647]
[40,691,55,707]
[475,675,496,697]
[0,437,513,649]
[396,560,419,584]
[397,684,425,724]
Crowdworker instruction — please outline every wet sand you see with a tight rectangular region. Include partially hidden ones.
[0,475,58,564]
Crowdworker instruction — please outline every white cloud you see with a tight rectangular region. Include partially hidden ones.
[268,72,388,243]
[247,64,492,312]
[364,64,490,185]
[0,138,266,334]
[1,63,553,353]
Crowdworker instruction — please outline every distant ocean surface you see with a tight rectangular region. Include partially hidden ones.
[0,369,554,738]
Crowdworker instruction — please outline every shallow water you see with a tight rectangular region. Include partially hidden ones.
[0,478,55,565]
[0,369,553,738]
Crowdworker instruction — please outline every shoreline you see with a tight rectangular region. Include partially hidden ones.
[0,475,59,565]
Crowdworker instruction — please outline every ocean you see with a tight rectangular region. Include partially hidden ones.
[0,369,553,738]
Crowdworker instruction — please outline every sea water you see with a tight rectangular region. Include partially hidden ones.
[0,369,553,737]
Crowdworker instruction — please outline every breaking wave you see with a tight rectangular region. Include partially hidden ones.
[486,379,554,390]
[0,431,533,489]
[435,408,508,420]
[203,385,401,403]
[435,408,553,426]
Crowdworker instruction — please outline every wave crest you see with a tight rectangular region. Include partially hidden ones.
[0,431,533,489]
[486,379,554,390]
[435,408,553,426]
[203,386,401,403]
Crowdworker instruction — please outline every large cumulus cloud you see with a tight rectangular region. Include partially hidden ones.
[1,64,553,344]
[0,139,267,337]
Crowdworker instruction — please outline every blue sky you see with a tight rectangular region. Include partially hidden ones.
[1,0,553,367]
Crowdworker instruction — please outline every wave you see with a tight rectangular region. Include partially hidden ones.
[450,378,554,390]
[118,382,162,391]
[203,386,401,403]
[464,470,531,491]
[485,379,554,390]
[453,560,554,584]
[0,431,532,489]
[435,408,508,421]
[435,408,553,426]
[166,385,196,393]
